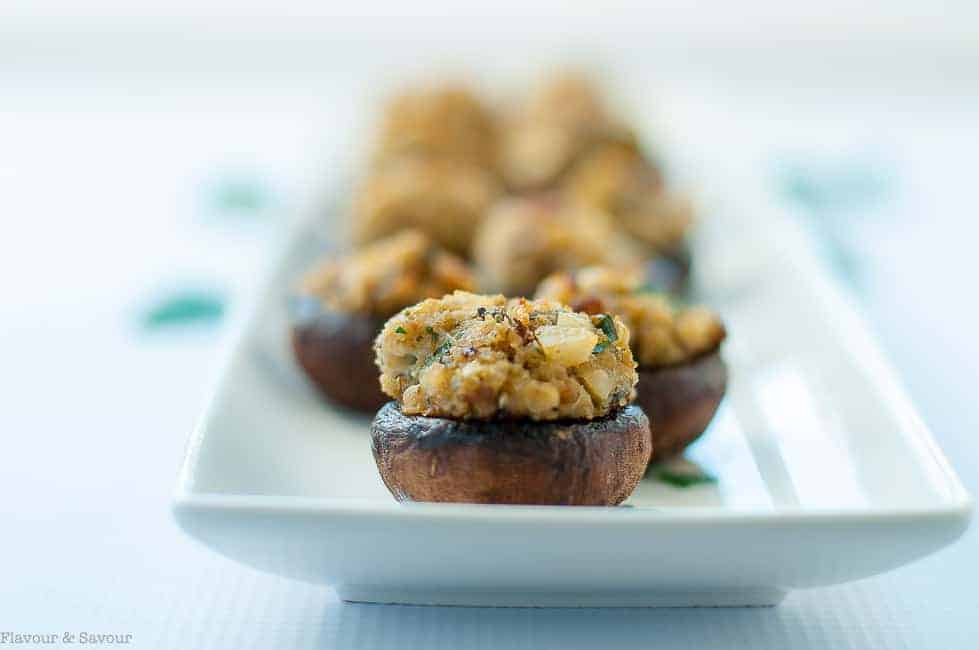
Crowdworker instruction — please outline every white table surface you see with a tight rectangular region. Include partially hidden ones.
[2,79,977,648]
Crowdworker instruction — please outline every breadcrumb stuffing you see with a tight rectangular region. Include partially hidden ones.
[301,229,476,317]
[567,144,693,252]
[499,74,635,191]
[535,266,725,367]
[374,291,637,420]
[352,156,499,256]
[372,84,497,169]
[472,194,643,296]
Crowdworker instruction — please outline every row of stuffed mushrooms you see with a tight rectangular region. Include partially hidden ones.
[291,73,728,506]
[352,74,694,295]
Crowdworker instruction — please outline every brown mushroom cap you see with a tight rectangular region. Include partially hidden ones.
[291,296,388,413]
[371,402,651,505]
[636,351,727,462]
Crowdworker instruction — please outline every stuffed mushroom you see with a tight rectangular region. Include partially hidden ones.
[351,156,499,257]
[471,194,643,297]
[499,73,635,192]
[292,229,476,412]
[566,144,694,293]
[371,83,498,170]
[536,266,727,462]
[371,291,651,504]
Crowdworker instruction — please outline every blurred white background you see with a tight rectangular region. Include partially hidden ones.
[1,3,978,648]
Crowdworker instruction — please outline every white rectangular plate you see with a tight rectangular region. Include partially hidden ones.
[173,178,971,607]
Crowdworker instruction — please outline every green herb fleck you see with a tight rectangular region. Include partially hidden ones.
[422,336,454,368]
[652,459,718,488]
[395,326,407,335]
[655,470,717,488]
[591,314,617,354]
[597,314,617,342]
[425,326,438,344]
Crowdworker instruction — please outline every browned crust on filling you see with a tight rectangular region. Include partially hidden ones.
[374,292,638,421]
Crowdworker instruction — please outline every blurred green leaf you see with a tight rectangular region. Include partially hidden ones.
[652,458,718,488]
[773,158,893,212]
[142,291,226,330]
[655,469,718,488]
[213,180,269,213]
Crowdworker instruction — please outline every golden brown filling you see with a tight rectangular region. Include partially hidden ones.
[372,84,497,170]
[374,291,637,420]
[301,229,476,317]
[567,144,693,252]
[535,266,725,368]
[499,73,635,191]
[471,194,643,296]
[352,156,499,256]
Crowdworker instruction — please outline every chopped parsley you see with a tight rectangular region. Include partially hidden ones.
[395,326,407,335]
[655,470,717,488]
[597,314,617,342]
[422,336,454,368]
[652,458,718,488]
[425,326,438,344]
[592,314,617,354]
